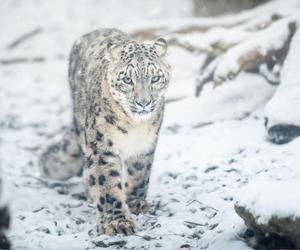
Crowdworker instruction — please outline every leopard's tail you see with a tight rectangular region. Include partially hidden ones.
[39,129,84,180]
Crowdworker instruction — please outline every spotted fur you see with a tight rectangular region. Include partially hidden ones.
[39,28,170,235]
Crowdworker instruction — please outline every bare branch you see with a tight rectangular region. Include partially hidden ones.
[195,57,219,97]
[6,28,42,50]
[0,57,45,65]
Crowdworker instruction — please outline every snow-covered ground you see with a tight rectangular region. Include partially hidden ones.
[1,0,300,249]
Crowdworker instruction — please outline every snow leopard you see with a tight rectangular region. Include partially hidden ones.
[39,28,170,235]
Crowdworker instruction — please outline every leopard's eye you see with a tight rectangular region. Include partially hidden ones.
[122,76,133,85]
[151,75,161,83]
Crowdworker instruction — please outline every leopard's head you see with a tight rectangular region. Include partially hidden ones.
[107,38,170,119]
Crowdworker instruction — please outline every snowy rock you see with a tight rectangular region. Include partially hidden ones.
[235,180,300,249]
[264,27,300,144]
[267,124,300,145]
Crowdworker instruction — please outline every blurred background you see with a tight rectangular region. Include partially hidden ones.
[0,0,271,59]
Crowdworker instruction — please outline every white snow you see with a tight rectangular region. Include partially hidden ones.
[164,72,275,128]
[1,1,300,250]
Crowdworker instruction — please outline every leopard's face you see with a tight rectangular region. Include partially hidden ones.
[108,39,170,119]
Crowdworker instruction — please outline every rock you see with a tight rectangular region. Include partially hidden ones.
[0,191,10,249]
[235,180,300,249]
[243,228,296,250]
[235,204,300,249]
[0,234,10,250]
[267,124,300,144]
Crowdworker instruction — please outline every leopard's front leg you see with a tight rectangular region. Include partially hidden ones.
[83,142,134,235]
[125,149,155,215]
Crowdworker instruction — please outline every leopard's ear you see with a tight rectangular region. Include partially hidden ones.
[107,41,123,60]
[153,38,167,57]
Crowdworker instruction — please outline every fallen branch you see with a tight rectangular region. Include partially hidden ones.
[192,16,298,95]
[195,56,219,97]
[184,221,206,227]
[6,28,42,50]
[212,19,297,85]
[186,199,219,212]
[32,206,46,213]
[92,240,127,248]
[0,57,45,65]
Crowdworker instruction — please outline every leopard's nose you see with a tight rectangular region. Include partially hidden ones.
[135,99,151,108]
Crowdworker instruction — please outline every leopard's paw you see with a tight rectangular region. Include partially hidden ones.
[99,217,135,236]
[128,198,149,215]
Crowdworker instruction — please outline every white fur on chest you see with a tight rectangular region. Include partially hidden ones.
[115,123,156,158]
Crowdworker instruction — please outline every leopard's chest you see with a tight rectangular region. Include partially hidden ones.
[114,123,157,158]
